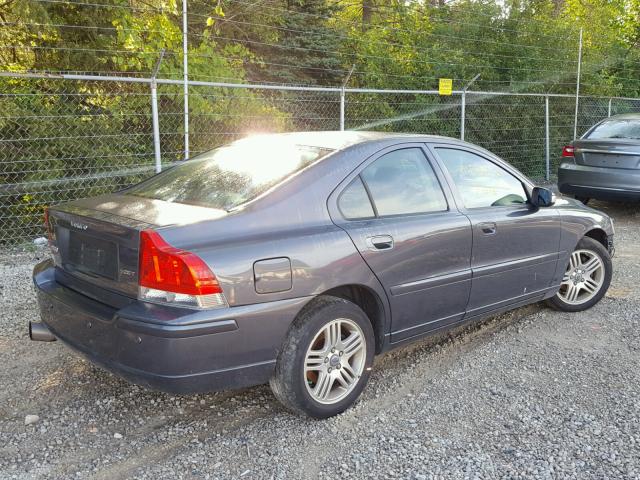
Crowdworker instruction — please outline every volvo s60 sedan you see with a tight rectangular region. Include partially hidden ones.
[558,113,640,203]
[31,132,614,418]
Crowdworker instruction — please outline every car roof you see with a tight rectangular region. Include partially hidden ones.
[230,131,458,151]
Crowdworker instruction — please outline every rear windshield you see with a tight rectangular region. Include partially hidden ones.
[586,118,640,140]
[127,137,334,210]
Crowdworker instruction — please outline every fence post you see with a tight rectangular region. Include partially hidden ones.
[182,0,189,160]
[340,66,355,131]
[608,98,612,117]
[340,89,345,131]
[573,28,583,140]
[151,83,162,173]
[460,74,480,141]
[150,50,165,173]
[460,91,466,140]
[545,95,550,181]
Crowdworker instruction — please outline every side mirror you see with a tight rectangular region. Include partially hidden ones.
[531,186,555,207]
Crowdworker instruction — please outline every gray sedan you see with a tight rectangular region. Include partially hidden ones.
[31,132,614,418]
[558,113,640,203]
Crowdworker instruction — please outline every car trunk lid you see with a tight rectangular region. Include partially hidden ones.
[48,194,226,304]
[573,139,640,170]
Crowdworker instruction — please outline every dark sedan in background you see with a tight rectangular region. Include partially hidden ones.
[30,132,614,418]
[558,113,640,203]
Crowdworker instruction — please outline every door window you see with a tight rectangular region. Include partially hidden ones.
[436,148,527,209]
[359,148,448,217]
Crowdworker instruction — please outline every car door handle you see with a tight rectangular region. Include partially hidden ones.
[479,222,497,235]
[366,235,394,251]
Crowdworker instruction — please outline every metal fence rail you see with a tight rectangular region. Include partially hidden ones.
[1,71,639,244]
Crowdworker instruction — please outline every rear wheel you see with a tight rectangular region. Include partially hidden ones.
[547,236,612,312]
[270,296,375,418]
[575,195,590,205]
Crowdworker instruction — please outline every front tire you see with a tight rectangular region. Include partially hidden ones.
[547,236,612,312]
[270,296,375,418]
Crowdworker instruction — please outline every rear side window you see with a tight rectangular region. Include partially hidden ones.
[586,118,640,140]
[360,148,447,217]
[338,177,375,219]
[127,137,334,210]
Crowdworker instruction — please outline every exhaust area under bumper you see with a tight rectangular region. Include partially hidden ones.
[29,321,56,342]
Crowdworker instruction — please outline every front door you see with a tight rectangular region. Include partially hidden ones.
[330,145,472,342]
[431,145,561,318]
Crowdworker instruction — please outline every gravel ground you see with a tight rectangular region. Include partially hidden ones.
[1,201,639,480]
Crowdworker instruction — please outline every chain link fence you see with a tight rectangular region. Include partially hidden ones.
[1,73,639,244]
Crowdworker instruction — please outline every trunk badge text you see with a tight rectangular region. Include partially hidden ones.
[70,220,88,230]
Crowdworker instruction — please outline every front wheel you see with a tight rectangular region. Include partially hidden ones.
[270,296,375,418]
[547,236,612,312]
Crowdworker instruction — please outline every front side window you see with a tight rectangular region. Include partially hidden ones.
[586,118,640,140]
[436,148,527,209]
[127,136,334,211]
[358,148,448,217]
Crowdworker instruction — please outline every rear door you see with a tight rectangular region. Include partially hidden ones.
[430,144,561,318]
[329,144,472,342]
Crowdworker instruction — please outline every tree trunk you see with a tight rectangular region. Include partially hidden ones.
[552,0,565,15]
[362,0,373,30]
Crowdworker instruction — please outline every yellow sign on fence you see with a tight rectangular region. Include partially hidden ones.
[439,78,453,95]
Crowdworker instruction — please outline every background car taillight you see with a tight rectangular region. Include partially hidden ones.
[561,145,575,158]
[138,230,227,309]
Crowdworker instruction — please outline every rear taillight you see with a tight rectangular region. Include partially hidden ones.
[44,207,53,242]
[138,230,227,309]
[44,207,62,267]
[44,208,60,262]
[562,145,575,157]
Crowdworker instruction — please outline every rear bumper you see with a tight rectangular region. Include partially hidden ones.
[33,260,309,394]
[558,162,640,201]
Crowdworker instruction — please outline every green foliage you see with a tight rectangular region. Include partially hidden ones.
[0,0,640,242]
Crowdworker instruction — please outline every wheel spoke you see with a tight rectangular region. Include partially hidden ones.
[582,256,601,275]
[566,283,580,303]
[583,277,600,294]
[340,363,357,387]
[341,331,363,358]
[305,352,325,372]
[570,251,581,270]
[335,369,350,389]
[314,371,334,400]
[320,325,331,350]
[327,320,341,347]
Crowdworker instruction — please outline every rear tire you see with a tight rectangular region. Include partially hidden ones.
[575,195,590,205]
[547,236,612,312]
[270,296,375,418]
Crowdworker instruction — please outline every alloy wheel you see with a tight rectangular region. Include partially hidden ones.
[557,249,605,305]
[304,318,367,404]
